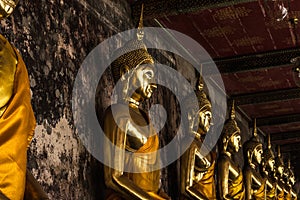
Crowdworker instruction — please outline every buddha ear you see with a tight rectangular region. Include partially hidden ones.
[223,138,226,144]
[247,151,252,163]
[120,65,130,81]
[223,138,227,150]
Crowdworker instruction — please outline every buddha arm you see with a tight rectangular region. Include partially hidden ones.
[186,150,206,200]
[108,173,152,200]
[103,113,152,200]
[277,183,283,193]
[266,179,273,189]
[291,190,297,199]
[0,35,17,117]
[218,157,232,200]
[186,187,206,200]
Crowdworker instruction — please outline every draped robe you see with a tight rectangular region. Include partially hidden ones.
[103,104,160,199]
[180,139,217,200]
[0,35,36,200]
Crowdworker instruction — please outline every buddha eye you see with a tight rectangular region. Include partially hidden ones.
[204,111,212,118]
[144,70,153,79]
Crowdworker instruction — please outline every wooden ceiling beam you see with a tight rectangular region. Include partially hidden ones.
[231,88,300,106]
[271,131,300,142]
[281,143,300,153]
[131,0,256,20]
[212,48,300,74]
[255,114,300,127]
[270,130,300,145]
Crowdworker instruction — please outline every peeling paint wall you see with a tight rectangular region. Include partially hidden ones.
[30,117,82,197]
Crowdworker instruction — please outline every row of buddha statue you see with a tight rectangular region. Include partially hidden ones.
[217,107,297,200]
[1,0,297,199]
[100,6,298,199]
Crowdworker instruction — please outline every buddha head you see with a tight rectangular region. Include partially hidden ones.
[184,76,212,137]
[110,5,156,104]
[221,101,241,154]
[243,119,263,167]
[262,134,275,172]
[289,170,296,185]
[0,0,18,19]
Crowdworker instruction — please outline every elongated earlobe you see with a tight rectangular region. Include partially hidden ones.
[223,138,227,151]
[247,151,252,165]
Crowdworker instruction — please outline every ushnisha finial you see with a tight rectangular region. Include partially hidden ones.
[197,75,204,91]
[288,158,291,169]
[253,118,258,138]
[197,64,204,91]
[267,133,271,149]
[137,4,144,40]
[277,145,281,157]
[230,100,235,120]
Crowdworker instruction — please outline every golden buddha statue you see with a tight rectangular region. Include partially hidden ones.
[102,5,169,200]
[0,1,48,199]
[261,134,276,200]
[217,101,245,200]
[274,146,285,200]
[283,159,297,200]
[180,77,216,200]
[289,166,298,200]
[0,1,37,199]
[243,119,265,200]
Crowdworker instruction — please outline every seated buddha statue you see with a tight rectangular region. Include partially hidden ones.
[283,159,297,200]
[274,146,285,200]
[243,119,265,200]
[180,77,216,200]
[261,134,276,200]
[289,165,297,200]
[217,101,245,200]
[102,6,170,200]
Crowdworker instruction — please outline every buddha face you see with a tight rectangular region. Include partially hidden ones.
[198,106,212,134]
[290,174,296,185]
[0,0,18,19]
[229,132,241,153]
[277,165,284,175]
[253,146,263,164]
[130,62,156,101]
[267,157,275,171]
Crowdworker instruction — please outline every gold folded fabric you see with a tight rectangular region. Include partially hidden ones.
[0,35,36,200]
[192,157,216,199]
[228,170,245,200]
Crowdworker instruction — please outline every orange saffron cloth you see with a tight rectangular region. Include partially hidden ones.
[0,37,36,200]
